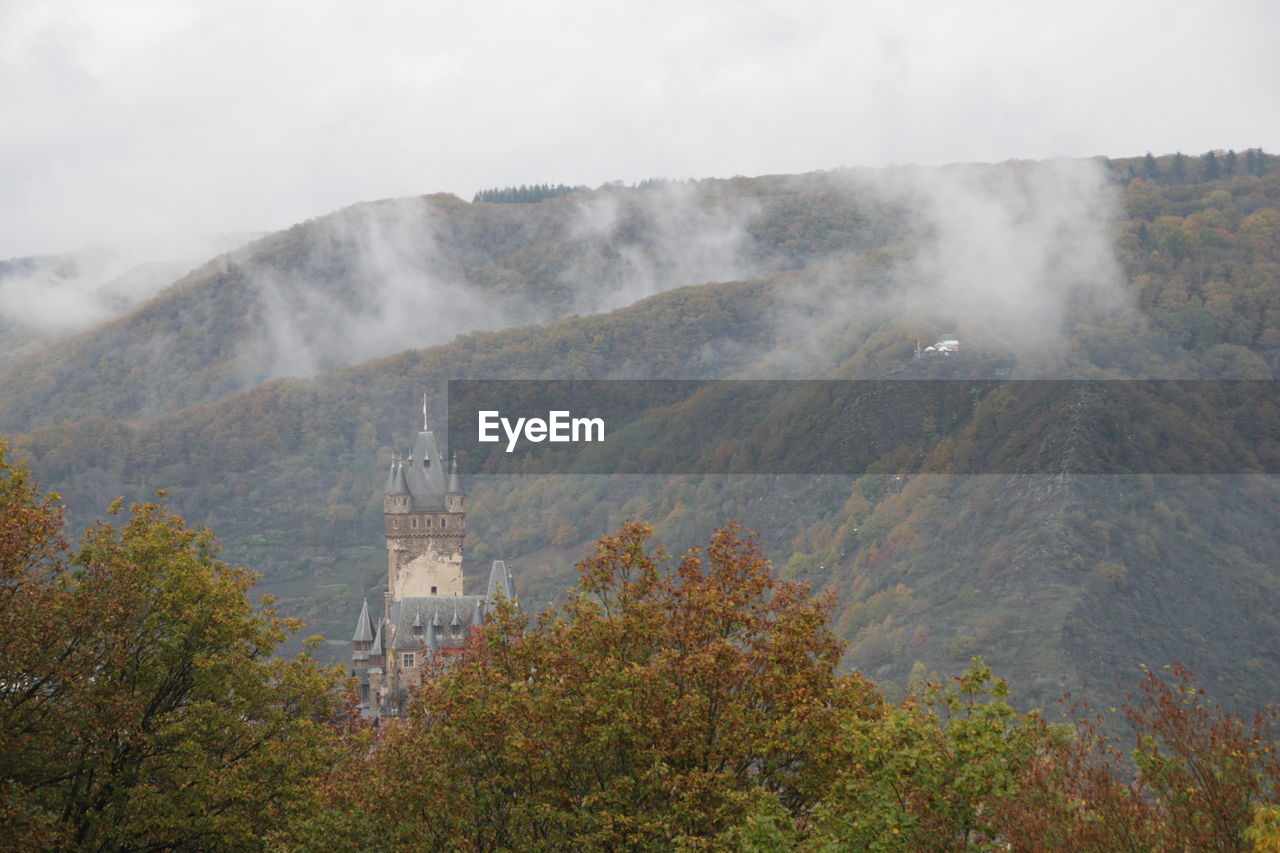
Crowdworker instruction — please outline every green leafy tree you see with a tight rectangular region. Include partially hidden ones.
[808,661,1045,851]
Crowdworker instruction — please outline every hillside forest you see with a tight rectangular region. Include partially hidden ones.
[1,150,1279,714]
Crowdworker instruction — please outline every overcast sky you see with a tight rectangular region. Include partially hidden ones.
[2,0,1277,259]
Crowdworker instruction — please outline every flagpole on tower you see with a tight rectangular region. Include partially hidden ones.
[422,392,428,431]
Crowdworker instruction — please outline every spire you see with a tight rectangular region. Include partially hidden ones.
[447,453,461,494]
[412,609,424,636]
[404,427,447,511]
[370,620,384,660]
[352,599,373,644]
[432,609,442,628]
[391,460,409,495]
[385,461,397,493]
[450,607,461,627]
[487,560,515,604]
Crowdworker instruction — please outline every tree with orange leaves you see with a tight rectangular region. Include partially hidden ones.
[318,521,879,851]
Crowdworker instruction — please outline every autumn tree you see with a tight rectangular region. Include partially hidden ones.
[0,443,343,851]
[997,663,1280,852]
[319,522,880,851]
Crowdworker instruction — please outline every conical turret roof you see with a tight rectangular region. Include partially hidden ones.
[352,599,373,644]
[487,560,515,604]
[403,428,447,511]
[447,454,461,494]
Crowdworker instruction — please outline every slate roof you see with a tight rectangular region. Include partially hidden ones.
[447,455,461,494]
[388,596,486,650]
[401,429,448,512]
[486,560,515,604]
[389,460,409,495]
[352,599,373,644]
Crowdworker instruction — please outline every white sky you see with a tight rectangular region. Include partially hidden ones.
[2,0,1277,258]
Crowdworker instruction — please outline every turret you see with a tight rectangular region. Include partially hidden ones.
[383,459,410,514]
[486,560,515,606]
[445,454,464,512]
[383,411,467,601]
[352,599,373,663]
[369,620,384,666]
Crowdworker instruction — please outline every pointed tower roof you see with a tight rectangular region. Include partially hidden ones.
[487,560,515,604]
[412,609,423,629]
[352,599,374,644]
[447,454,461,494]
[473,596,485,626]
[450,607,461,627]
[384,461,398,493]
[404,427,448,511]
[370,620,384,658]
[431,609,442,628]
[390,459,409,495]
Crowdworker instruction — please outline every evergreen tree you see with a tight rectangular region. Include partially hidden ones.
[1170,151,1188,184]
[1143,151,1161,181]
[1203,150,1221,180]
[1225,149,1239,175]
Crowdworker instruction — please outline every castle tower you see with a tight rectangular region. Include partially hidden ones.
[383,424,466,601]
[352,409,515,720]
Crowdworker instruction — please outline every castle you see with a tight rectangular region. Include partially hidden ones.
[350,417,515,719]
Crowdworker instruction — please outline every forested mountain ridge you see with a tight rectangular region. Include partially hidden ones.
[4,151,1280,707]
[0,172,907,434]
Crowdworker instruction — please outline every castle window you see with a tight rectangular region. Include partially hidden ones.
[430,586,437,595]
[401,652,416,668]
[425,517,432,528]
[411,517,418,529]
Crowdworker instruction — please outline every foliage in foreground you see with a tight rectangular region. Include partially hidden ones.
[312,521,1280,852]
[3,442,1280,850]
[0,442,345,852]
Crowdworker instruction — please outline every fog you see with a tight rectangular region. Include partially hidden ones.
[0,235,251,333]
[238,183,766,385]
[2,1,1275,260]
[762,158,1131,376]
[886,158,1127,349]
